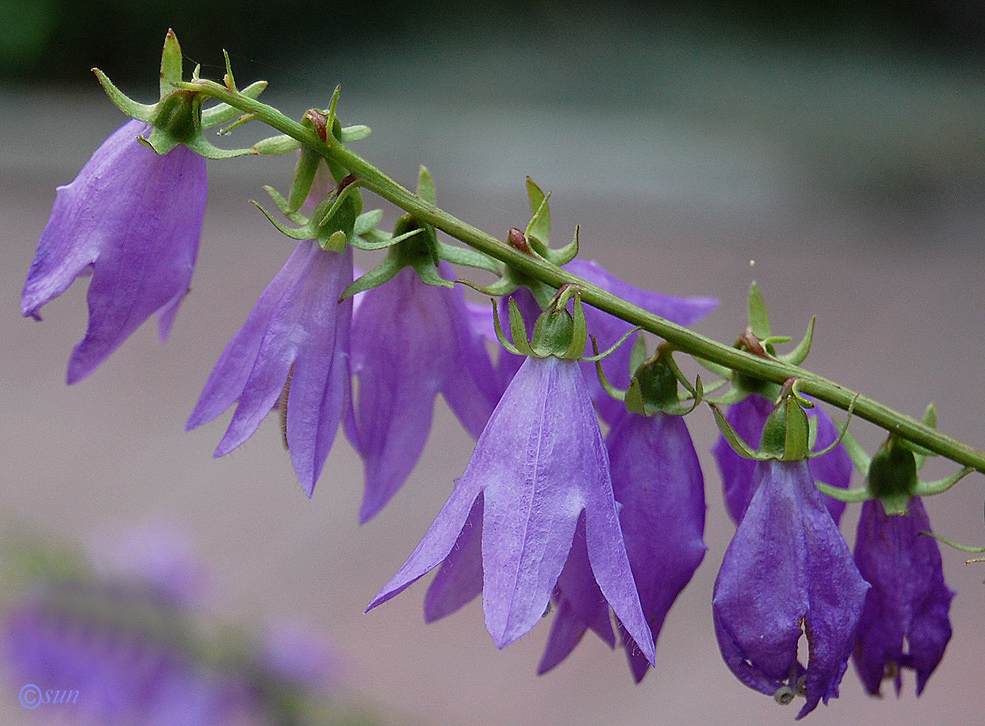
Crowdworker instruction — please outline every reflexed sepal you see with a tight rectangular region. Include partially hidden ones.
[492,285,595,360]
[95,30,259,159]
[523,178,579,266]
[596,337,702,417]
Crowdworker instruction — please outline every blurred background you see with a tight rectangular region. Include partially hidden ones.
[4,1,985,724]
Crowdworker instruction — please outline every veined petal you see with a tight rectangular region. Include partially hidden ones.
[607,411,706,681]
[367,484,483,612]
[350,264,496,522]
[538,516,616,675]
[22,120,207,384]
[853,497,953,696]
[713,459,868,718]
[424,496,484,623]
[188,242,352,495]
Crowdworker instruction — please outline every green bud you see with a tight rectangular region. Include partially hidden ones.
[759,388,810,461]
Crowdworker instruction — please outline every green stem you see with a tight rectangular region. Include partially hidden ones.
[184,79,985,474]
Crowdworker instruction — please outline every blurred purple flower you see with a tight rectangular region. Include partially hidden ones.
[22,119,207,384]
[187,241,352,495]
[853,496,954,696]
[346,264,499,522]
[367,355,655,663]
[713,458,869,719]
[4,583,254,726]
[711,394,852,524]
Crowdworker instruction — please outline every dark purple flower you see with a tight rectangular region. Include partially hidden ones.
[536,410,706,680]
[186,241,352,495]
[852,496,954,696]
[367,355,655,663]
[712,393,852,524]
[491,261,716,423]
[22,119,207,384]
[713,458,869,719]
[346,264,499,522]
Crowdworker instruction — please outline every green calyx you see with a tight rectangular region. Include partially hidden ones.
[818,404,973,513]
[93,30,265,159]
[596,338,702,417]
[711,378,853,463]
[494,285,589,360]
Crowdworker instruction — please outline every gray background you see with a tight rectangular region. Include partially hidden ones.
[4,12,985,726]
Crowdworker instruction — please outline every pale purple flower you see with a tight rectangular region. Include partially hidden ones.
[367,355,655,663]
[713,458,869,719]
[22,119,207,384]
[186,241,352,495]
[346,264,499,522]
[537,410,706,679]
[712,393,852,524]
[853,496,954,696]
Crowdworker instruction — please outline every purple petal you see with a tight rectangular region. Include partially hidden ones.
[349,264,497,522]
[22,120,207,384]
[187,241,352,494]
[367,484,483,612]
[712,458,868,718]
[607,411,706,681]
[537,515,616,675]
[853,496,954,696]
[424,496,484,622]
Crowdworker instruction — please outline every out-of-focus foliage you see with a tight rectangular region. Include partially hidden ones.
[2,0,984,85]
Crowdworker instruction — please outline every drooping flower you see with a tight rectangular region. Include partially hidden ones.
[346,263,499,522]
[537,410,706,680]
[713,458,869,719]
[186,241,352,495]
[852,496,954,696]
[367,355,655,664]
[21,119,207,384]
[712,394,852,524]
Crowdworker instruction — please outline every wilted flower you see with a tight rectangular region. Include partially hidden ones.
[537,410,706,680]
[347,263,499,522]
[187,241,352,495]
[712,394,852,524]
[852,496,954,696]
[713,458,869,719]
[367,355,655,664]
[21,119,207,384]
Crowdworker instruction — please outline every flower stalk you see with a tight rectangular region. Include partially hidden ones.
[164,77,983,477]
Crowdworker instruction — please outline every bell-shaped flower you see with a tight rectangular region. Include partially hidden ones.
[712,394,852,524]
[186,241,352,495]
[346,263,499,523]
[21,119,207,384]
[536,410,706,680]
[366,354,655,664]
[852,496,954,696]
[713,458,869,719]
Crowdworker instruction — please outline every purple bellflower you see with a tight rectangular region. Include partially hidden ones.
[712,394,853,524]
[537,410,706,680]
[713,458,869,719]
[852,496,954,696]
[367,355,656,664]
[346,263,499,522]
[21,119,207,384]
[187,240,352,495]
